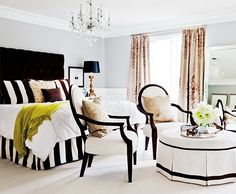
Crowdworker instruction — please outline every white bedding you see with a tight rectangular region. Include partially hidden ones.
[0,101,81,161]
[102,100,146,128]
[0,100,146,161]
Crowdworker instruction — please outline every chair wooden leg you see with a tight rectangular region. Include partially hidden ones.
[88,154,94,168]
[80,152,89,177]
[127,145,133,183]
[133,151,137,165]
[152,139,157,160]
[152,135,157,160]
[145,137,149,150]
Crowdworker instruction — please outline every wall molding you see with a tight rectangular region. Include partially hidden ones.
[0,5,69,31]
[1,5,236,38]
[103,11,236,38]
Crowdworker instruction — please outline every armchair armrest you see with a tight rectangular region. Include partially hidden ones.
[75,113,124,127]
[171,103,192,114]
[222,110,236,130]
[224,110,236,118]
[171,103,196,125]
[108,115,137,134]
[75,113,136,144]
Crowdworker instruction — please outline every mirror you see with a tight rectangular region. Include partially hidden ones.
[205,45,236,108]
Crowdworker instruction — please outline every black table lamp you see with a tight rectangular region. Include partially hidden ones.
[84,61,100,97]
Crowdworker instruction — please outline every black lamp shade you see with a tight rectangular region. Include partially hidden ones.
[84,61,100,73]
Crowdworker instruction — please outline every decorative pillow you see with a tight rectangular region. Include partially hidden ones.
[54,79,69,101]
[155,95,176,122]
[29,80,56,103]
[142,96,160,120]
[142,95,175,123]
[0,80,34,104]
[224,106,236,123]
[41,88,63,102]
[82,100,112,138]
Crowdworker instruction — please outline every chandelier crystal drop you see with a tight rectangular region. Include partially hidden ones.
[70,0,111,42]
[210,57,224,80]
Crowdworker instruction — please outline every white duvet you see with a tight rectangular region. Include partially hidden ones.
[0,100,146,161]
[0,101,81,161]
[101,100,146,127]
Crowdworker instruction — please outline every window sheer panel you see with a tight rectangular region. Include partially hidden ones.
[150,34,181,103]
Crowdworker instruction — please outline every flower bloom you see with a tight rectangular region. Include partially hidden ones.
[192,102,220,127]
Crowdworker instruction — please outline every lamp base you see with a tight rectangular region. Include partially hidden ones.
[89,88,96,97]
[88,74,96,97]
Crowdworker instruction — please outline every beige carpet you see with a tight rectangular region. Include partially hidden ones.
[1,133,236,194]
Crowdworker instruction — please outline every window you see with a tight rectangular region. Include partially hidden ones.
[150,33,182,103]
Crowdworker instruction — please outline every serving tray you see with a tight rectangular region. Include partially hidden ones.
[180,124,222,139]
[180,131,217,139]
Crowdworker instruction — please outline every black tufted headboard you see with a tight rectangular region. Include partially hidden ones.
[0,47,65,81]
[0,47,65,103]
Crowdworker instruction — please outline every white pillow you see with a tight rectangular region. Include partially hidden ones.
[29,80,56,103]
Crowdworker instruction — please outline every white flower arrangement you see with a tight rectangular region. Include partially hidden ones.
[192,102,221,127]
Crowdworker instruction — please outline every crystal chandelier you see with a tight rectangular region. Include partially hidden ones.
[70,0,111,42]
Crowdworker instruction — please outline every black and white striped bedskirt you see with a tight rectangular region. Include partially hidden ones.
[0,135,83,170]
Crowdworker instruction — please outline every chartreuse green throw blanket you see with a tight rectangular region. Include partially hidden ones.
[14,102,66,158]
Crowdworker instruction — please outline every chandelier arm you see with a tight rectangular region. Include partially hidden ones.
[69,0,111,41]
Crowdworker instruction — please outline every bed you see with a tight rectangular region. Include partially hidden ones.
[0,47,83,170]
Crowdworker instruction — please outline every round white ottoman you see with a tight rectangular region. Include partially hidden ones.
[156,128,236,186]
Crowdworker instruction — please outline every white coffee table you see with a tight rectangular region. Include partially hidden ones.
[156,128,236,186]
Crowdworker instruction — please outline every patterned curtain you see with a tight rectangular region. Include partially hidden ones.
[127,34,150,102]
[178,27,206,121]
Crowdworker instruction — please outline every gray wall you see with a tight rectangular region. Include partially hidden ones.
[105,36,131,87]
[104,21,236,89]
[0,18,106,88]
[1,17,236,90]
[206,21,236,47]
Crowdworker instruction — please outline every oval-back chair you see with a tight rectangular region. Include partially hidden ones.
[137,84,194,160]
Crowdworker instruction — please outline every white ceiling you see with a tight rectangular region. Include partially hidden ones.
[1,0,236,37]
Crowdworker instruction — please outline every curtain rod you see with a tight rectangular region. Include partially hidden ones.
[130,24,207,37]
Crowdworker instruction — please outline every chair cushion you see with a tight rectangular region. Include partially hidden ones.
[85,129,138,155]
[82,100,112,138]
[226,123,236,131]
[143,122,184,137]
[142,95,175,122]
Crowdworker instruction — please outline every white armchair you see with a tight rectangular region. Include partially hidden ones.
[137,84,194,160]
[216,99,236,132]
[69,85,138,183]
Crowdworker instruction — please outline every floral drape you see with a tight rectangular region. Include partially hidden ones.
[127,34,150,102]
[178,27,206,122]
